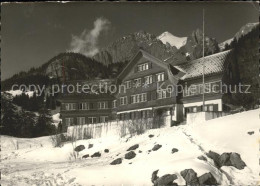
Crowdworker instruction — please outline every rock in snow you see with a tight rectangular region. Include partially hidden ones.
[127,144,139,151]
[180,169,199,185]
[197,155,207,161]
[110,158,122,165]
[220,152,246,170]
[207,151,246,170]
[198,172,218,185]
[152,144,162,151]
[125,151,136,160]
[149,134,154,138]
[151,170,159,184]
[104,149,109,153]
[206,151,221,168]
[91,152,101,158]
[171,148,178,154]
[154,174,178,186]
[74,145,85,152]
[82,154,89,159]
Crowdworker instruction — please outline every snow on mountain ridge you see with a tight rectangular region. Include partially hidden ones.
[157,31,187,49]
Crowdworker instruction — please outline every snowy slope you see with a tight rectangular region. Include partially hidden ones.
[157,31,187,49]
[1,109,259,185]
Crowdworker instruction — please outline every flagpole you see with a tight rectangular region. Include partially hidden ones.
[202,9,205,112]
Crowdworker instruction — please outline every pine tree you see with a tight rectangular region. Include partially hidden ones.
[19,109,36,138]
[34,108,56,137]
[1,98,20,136]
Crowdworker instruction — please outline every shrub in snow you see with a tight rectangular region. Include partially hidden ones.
[198,172,218,185]
[50,133,68,148]
[91,152,101,158]
[127,144,139,151]
[152,144,162,151]
[88,144,93,149]
[74,145,85,152]
[180,169,199,185]
[124,151,136,160]
[104,149,109,153]
[154,174,178,186]
[171,148,178,154]
[82,154,89,159]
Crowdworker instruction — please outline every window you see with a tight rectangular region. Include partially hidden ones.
[77,117,85,125]
[142,93,147,102]
[131,93,147,103]
[158,90,167,99]
[100,116,109,123]
[65,103,76,110]
[193,107,197,113]
[156,72,165,82]
[120,96,127,105]
[79,103,89,110]
[65,118,74,126]
[112,100,117,108]
[88,117,97,124]
[134,78,142,87]
[209,105,214,111]
[141,110,147,119]
[144,75,153,85]
[125,80,132,89]
[98,101,108,109]
[137,63,149,72]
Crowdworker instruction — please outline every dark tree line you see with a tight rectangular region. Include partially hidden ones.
[1,96,56,138]
[224,24,260,109]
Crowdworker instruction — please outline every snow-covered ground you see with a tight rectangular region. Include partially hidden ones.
[1,109,259,185]
[5,90,34,98]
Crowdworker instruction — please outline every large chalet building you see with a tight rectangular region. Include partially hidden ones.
[60,49,238,131]
[175,49,238,117]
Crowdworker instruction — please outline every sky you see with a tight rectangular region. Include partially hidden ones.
[1,1,259,80]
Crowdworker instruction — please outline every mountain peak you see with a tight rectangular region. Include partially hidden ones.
[157,31,187,49]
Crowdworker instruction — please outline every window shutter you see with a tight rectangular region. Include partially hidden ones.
[147,92,151,101]
[152,75,156,83]
[61,103,65,110]
[164,72,168,80]
[149,62,153,69]
[213,104,218,111]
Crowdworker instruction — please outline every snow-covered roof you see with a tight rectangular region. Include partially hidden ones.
[175,50,233,80]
